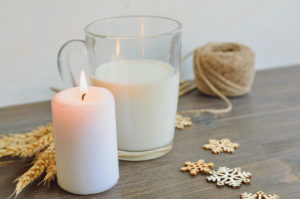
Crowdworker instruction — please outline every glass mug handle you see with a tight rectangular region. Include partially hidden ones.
[57,39,88,88]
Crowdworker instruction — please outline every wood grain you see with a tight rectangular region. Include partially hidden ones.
[1,66,300,199]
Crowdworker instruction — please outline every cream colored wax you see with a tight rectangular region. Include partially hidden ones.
[92,59,179,151]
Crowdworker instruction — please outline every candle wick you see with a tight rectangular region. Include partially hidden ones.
[81,93,86,101]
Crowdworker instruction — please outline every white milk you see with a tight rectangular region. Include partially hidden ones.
[92,59,179,151]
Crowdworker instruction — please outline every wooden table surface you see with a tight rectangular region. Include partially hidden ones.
[1,66,300,199]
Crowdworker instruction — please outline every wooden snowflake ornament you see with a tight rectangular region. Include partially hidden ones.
[207,167,251,188]
[240,191,280,199]
[203,138,239,154]
[175,114,192,130]
[181,159,214,176]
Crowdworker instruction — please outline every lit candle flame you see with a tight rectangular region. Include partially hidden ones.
[141,17,145,58]
[116,39,120,58]
[80,70,88,101]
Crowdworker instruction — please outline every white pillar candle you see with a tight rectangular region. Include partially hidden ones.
[51,71,119,195]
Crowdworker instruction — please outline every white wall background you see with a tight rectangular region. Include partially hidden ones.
[0,0,300,107]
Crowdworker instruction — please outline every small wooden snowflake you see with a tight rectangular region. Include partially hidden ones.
[240,191,280,199]
[181,159,214,176]
[203,138,240,154]
[207,167,251,188]
[175,114,192,130]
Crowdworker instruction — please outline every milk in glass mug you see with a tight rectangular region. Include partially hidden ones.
[58,16,182,161]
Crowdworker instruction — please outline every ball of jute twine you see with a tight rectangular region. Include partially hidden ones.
[179,42,255,115]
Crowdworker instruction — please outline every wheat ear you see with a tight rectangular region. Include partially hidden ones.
[14,142,55,197]
[0,145,23,158]
[0,133,53,158]
[41,147,56,186]
[0,124,53,150]
[19,133,54,158]
[0,139,5,149]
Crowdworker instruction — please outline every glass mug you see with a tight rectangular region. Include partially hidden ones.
[58,16,182,161]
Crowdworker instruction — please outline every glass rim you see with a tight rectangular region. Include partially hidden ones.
[85,15,182,40]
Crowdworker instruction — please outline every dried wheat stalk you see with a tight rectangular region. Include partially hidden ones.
[179,80,197,97]
[0,146,23,158]
[19,133,54,158]
[0,125,57,198]
[179,81,191,90]
[179,85,197,97]
[14,142,55,197]
[0,126,53,158]
[0,134,54,158]
[42,156,56,186]
[0,124,53,149]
